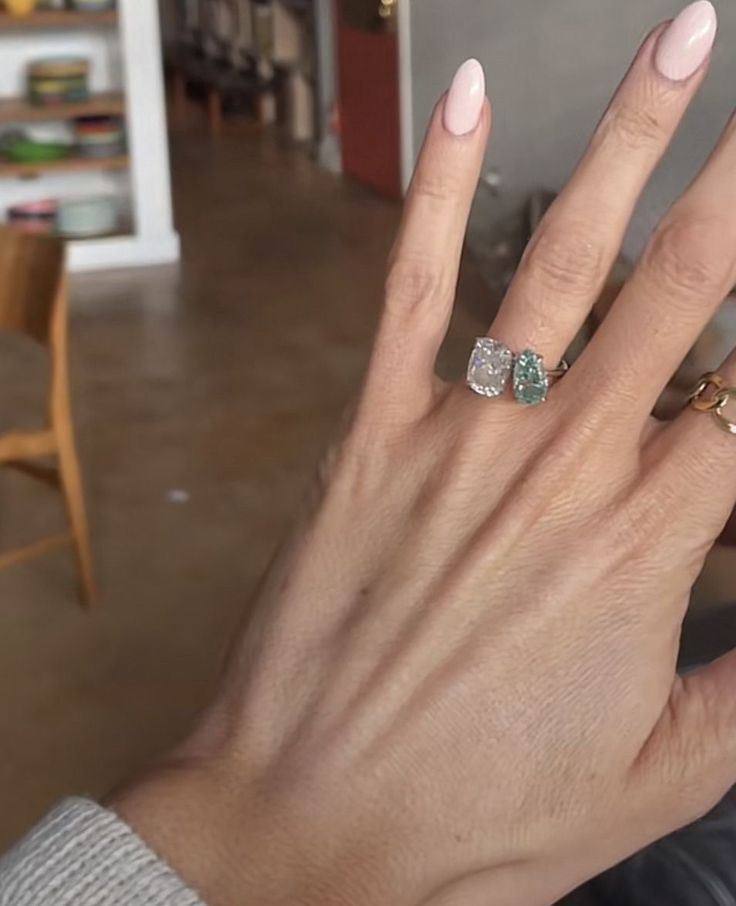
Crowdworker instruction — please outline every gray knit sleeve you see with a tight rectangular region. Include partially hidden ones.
[0,798,206,906]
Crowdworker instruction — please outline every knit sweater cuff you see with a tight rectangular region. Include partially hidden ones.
[0,798,206,906]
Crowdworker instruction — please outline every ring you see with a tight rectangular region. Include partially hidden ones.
[466,338,568,406]
[687,372,736,435]
[513,350,569,407]
[466,338,514,399]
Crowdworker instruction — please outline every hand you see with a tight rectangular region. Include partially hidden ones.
[112,6,736,906]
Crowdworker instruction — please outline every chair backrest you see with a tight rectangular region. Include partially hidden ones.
[0,228,65,347]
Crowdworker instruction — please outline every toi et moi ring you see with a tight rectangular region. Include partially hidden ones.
[466,338,569,407]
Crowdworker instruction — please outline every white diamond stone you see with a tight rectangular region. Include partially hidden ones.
[466,338,513,398]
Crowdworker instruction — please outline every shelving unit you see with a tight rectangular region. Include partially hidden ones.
[0,1,179,272]
[0,91,125,122]
[0,9,117,29]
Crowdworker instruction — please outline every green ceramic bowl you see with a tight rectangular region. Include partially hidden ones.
[6,140,71,163]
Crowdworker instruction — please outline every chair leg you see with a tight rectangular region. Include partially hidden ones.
[57,429,96,608]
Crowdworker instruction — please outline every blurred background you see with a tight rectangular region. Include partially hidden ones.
[1,2,736,903]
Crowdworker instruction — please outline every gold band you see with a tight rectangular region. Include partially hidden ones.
[687,372,736,435]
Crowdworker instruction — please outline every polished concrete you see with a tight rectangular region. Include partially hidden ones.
[0,129,485,849]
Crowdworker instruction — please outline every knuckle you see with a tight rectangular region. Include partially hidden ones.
[384,258,453,316]
[655,679,732,824]
[411,165,463,207]
[680,677,729,762]
[520,219,607,298]
[644,215,732,299]
[599,101,665,151]
[607,485,669,550]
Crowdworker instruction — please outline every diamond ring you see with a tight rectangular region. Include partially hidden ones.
[466,338,569,407]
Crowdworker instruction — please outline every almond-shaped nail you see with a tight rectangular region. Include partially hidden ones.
[443,59,486,136]
[655,0,717,82]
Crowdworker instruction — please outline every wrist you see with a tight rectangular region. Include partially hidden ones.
[107,752,403,906]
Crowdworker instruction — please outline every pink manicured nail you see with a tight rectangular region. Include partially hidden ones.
[655,1,717,81]
[443,59,486,136]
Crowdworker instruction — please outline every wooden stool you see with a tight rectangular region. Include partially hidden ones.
[0,229,96,608]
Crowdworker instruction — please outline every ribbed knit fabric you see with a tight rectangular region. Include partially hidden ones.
[0,798,206,905]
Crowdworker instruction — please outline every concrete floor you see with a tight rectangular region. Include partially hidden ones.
[0,130,485,849]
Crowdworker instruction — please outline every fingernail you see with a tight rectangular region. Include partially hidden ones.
[443,59,486,136]
[655,0,717,82]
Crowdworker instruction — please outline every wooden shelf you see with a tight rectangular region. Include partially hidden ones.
[0,92,125,123]
[68,224,133,242]
[0,153,128,179]
[0,9,117,30]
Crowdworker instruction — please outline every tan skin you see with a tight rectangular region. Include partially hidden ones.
[113,23,736,906]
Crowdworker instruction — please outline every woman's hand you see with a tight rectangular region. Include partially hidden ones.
[113,5,736,905]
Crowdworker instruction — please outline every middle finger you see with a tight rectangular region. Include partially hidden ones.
[489,2,717,367]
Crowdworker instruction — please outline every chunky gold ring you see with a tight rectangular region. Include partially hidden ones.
[687,372,736,435]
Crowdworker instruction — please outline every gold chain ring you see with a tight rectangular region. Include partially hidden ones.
[688,372,736,434]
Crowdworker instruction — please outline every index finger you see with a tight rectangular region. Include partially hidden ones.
[367,60,491,414]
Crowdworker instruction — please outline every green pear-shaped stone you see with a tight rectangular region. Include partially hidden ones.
[513,350,548,407]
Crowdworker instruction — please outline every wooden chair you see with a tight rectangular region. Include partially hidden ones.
[0,228,96,608]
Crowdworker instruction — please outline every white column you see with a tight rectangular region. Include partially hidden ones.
[119,0,179,260]
[71,0,180,271]
[398,0,415,194]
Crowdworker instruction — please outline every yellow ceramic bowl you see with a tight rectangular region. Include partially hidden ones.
[5,0,38,16]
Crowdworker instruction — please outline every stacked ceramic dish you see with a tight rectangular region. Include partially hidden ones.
[7,200,57,236]
[28,57,90,106]
[6,196,120,239]
[0,127,72,165]
[74,116,125,158]
[4,138,70,164]
[71,0,116,9]
[57,197,119,238]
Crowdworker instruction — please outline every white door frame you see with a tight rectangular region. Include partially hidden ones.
[398,0,415,193]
